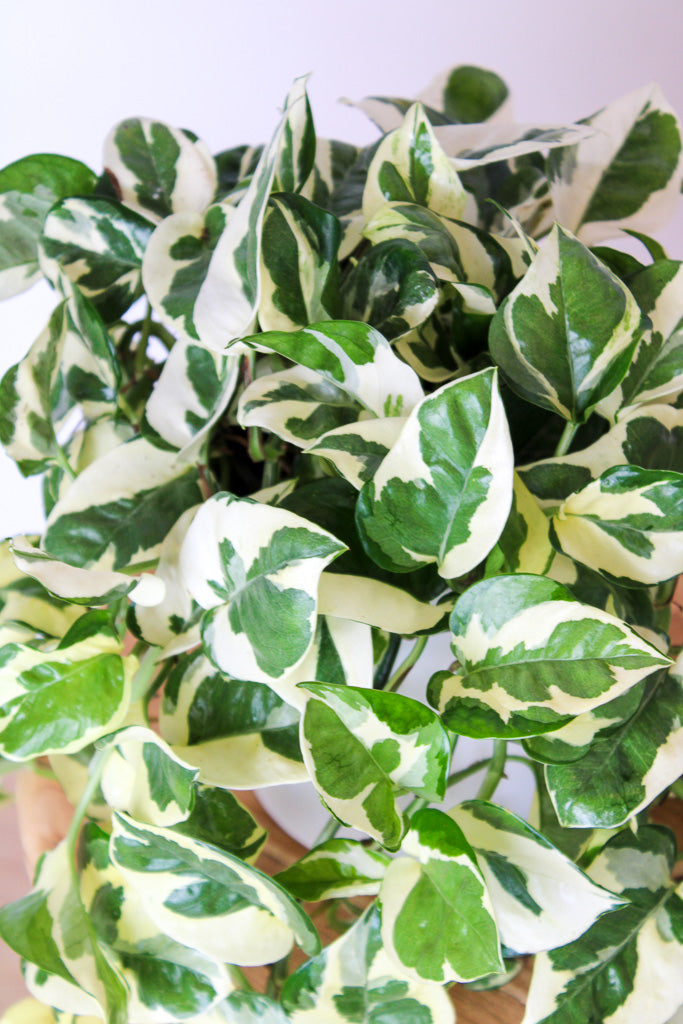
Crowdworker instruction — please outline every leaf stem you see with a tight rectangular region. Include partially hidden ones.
[313,815,342,847]
[134,302,154,376]
[476,740,508,801]
[64,746,110,877]
[385,635,427,692]
[373,634,402,689]
[554,421,578,458]
[446,757,494,790]
[265,952,290,1000]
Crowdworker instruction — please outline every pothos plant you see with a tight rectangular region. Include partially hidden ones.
[0,63,682,1024]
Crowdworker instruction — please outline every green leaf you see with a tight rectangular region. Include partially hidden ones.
[38,197,154,321]
[379,808,502,983]
[356,367,513,578]
[300,684,451,849]
[363,103,467,224]
[550,465,683,586]
[276,839,390,901]
[342,238,438,340]
[441,65,509,123]
[450,800,623,955]
[103,117,217,219]
[179,492,346,684]
[281,904,455,1023]
[0,153,97,299]
[522,827,683,1024]
[110,811,320,965]
[545,662,683,827]
[0,614,135,759]
[429,574,670,739]
[43,437,204,570]
[489,225,643,423]
[548,83,683,244]
[259,192,341,330]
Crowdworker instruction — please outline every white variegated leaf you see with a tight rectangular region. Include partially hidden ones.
[275,839,390,901]
[103,117,218,219]
[429,573,670,739]
[307,417,406,488]
[356,367,513,578]
[379,809,503,983]
[317,573,448,634]
[450,800,623,955]
[433,120,594,169]
[110,812,319,965]
[548,83,683,244]
[281,904,454,1024]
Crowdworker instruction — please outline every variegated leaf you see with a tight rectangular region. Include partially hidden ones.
[522,827,683,1024]
[421,64,510,124]
[143,83,305,349]
[238,365,364,447]
[342,238,438,339]
[363,201,525,298]
[363,102,467,223]
[271,75,316,194]
[304,137,360,210]
[0,612,136,759]
[489,225,643,422]
[281,904,455,1023]
[161,782,267,863]
[11,535,164,607]
[450,800,623,955]
[158,649,308,788]
[380,808,502,983]
[38,197,154,321]
[550,465,683,586]
[429,574,670,738]
[432,120,594,170]
[0,842,128,1023]
[189,991,289,1024]
[520,403,683,507]
[497,473,555,575]
[317,573,448,634]
[545,660,683,827]
[239,320,425,418]
[598,259,683,420]
[110,811,319,965]
[79,823,231,1022]
[276,839,390,901]
[300,683,451,849]
[103,117,217,219]
[179,492,346,684]
[259,192,341,331]
[0,154,97,299]
[307,417,406,489]
[100,726,198,827]
[143,338,240,454]
[548,83,683,244]
[42,437,204,570]
[356,367,513,578]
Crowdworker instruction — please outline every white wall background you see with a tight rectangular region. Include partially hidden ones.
[1,0,682,537]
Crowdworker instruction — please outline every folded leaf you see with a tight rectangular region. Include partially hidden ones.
[300,684,451,849]
[110,812,320,965]
[450,800,623,955]
[356,367,513,578]
[379,808,502,983]
[429,574,670,738]
[275,839,390,901]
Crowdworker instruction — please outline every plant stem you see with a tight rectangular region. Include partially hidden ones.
[54,443,77,480]
[476,740,508,801]
[445,757,493,790]
[385,635,427,692]
[130,645,163,702]
[64,747,110,879]
[313,815,342,847]
[373,634,401,689]
[228,965,256,992]
[134,302,154,376]
[554,421,578,458]
[265,953,290,1000]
